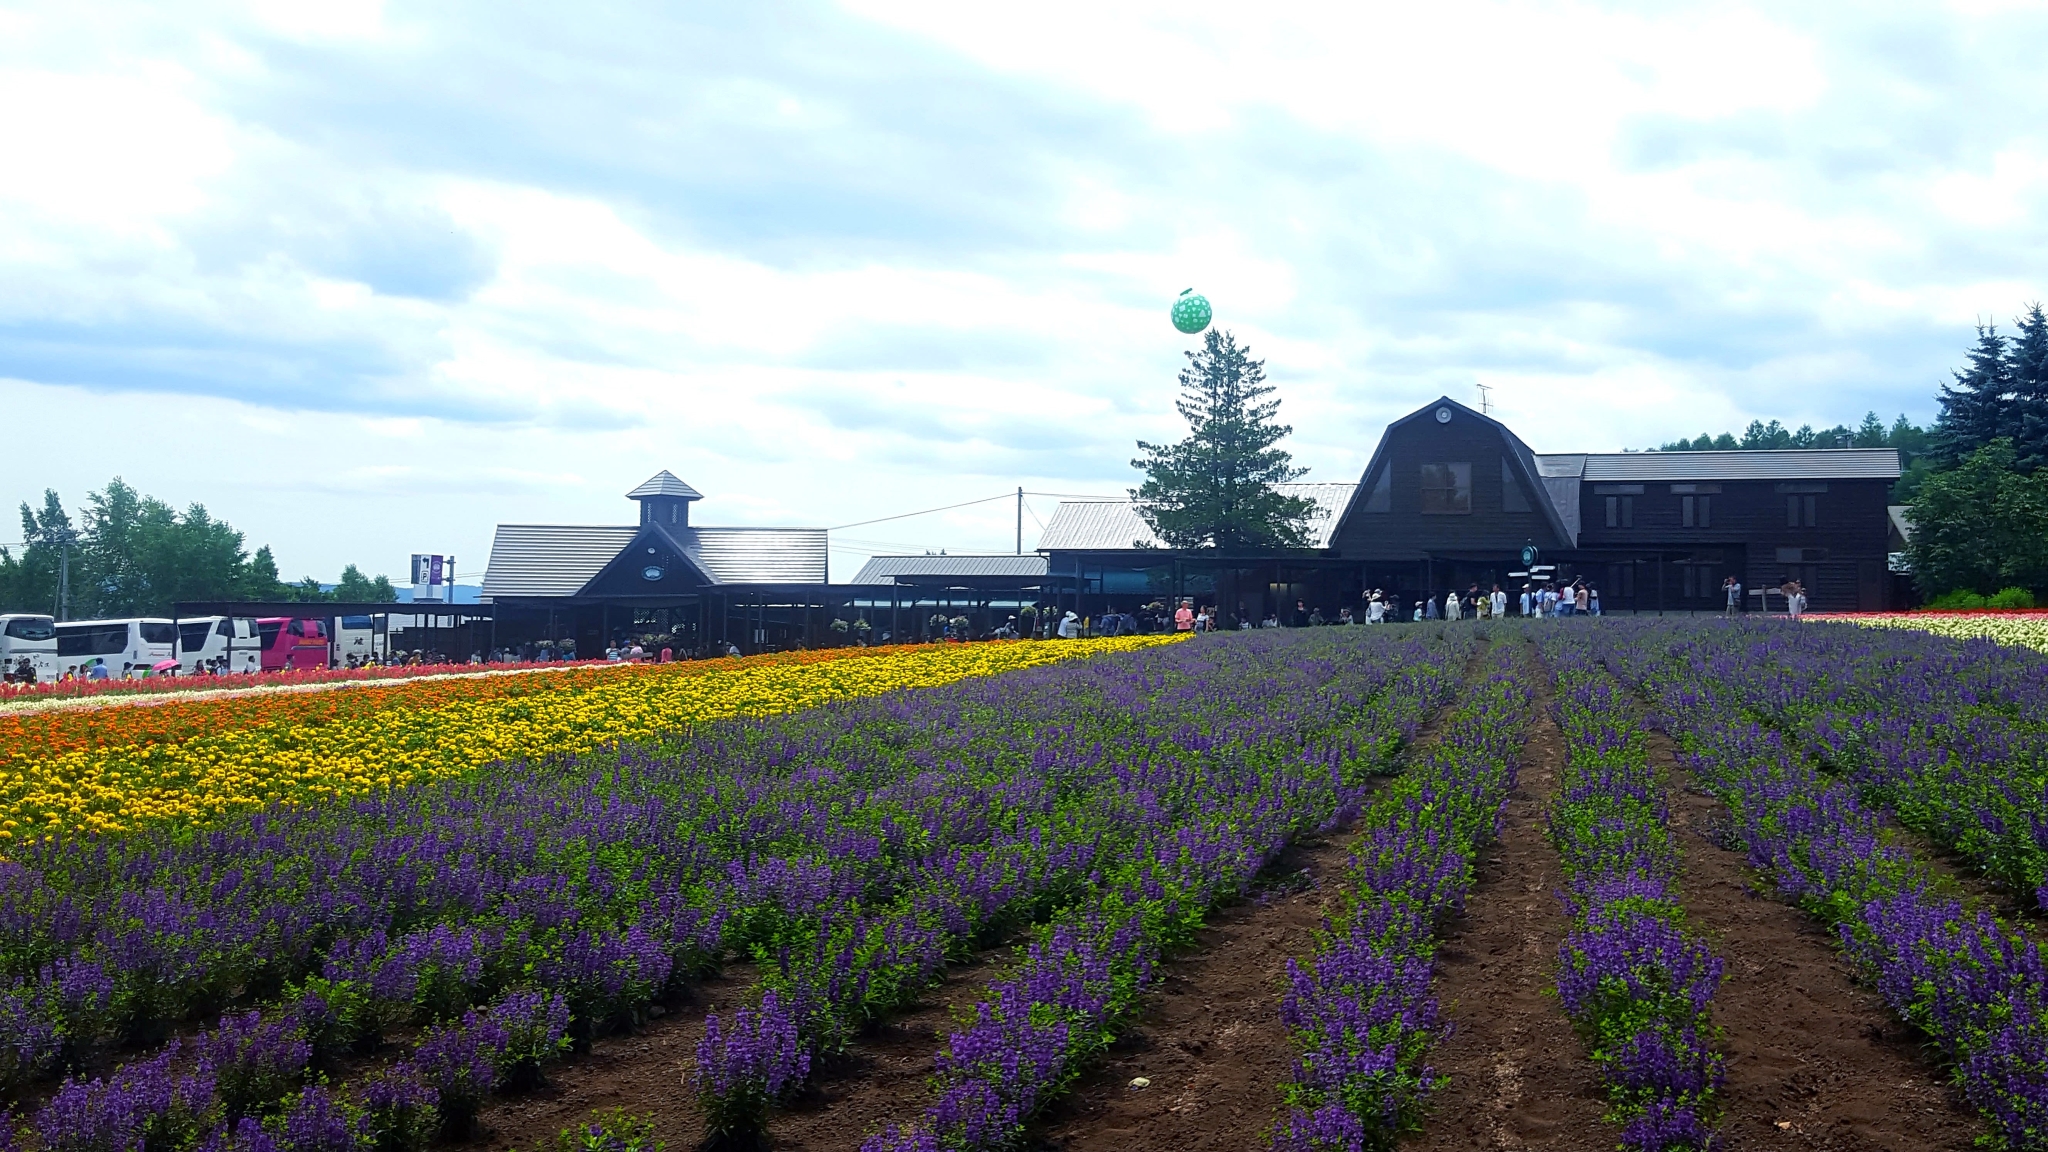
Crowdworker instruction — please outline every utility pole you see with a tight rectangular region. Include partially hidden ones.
[52,528,77,621]
[1016,487,1023,555]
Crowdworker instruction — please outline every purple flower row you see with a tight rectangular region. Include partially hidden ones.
[1539,637,1724,1151]
[1270,647,1531,1152]
[20,988,568,1152]
[1592,620,2048,1149]
[1668,622,2048,908]
[859,638,1481,1152]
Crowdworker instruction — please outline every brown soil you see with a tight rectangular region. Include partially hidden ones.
[1645,726,1985,1151]
[1406,659,1610,1152]
[767,944,1018,1149]
[1015,639,1501,1152]
[1028,830,1378,1151]
[470,971,742,1152]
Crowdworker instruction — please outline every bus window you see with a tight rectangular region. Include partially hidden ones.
[140,622,176,646]
[3,617,53,641]
[215,619,232,638]
[180,622,213,653]
[259,620,283,649]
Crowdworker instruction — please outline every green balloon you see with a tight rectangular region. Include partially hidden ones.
[1171,288,1212,334]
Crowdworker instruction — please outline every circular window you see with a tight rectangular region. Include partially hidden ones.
[1435,407,1453,424]
[641,565,664,581]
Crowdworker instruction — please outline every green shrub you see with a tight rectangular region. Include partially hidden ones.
[1922,587,2036,610]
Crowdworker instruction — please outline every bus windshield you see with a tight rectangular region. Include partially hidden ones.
[140,622,177,646]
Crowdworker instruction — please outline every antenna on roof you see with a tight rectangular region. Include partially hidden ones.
[1475,382,1495,415]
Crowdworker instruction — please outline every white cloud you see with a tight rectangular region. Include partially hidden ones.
[0,0,2043,580]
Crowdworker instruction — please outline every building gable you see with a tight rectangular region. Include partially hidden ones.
[1330,397,1575,561]
[577,524,715,598]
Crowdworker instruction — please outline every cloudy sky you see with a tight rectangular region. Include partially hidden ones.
[3,1,2045,582]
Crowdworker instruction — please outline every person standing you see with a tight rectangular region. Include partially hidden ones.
[1491,585,1508,619]
[1519,585,1533,618]
[1574,581,1590,616]
[1443,589,1460,621]
[1725,575,1744,616]
[1788,581,1807,620]
[1174,599,1195,632]
[1589,587,1602,616]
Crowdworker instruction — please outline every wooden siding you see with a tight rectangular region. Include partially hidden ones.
[1330,412,1569,560]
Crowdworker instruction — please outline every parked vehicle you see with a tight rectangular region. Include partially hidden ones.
[333,615,377,667]
[176,615,262,674]
[257,617,330,672]
[54,618,177,677]
[0,614,59,681]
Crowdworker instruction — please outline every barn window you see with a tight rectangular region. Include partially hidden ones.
[1420,463,1471,514]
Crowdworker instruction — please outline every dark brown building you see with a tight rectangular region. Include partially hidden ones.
[1038,396,1902,615]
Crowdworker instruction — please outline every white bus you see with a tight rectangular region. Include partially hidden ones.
[54,618,177,678]
[176,616,262,674]
[0,614,59,682]
[334,615,378,667]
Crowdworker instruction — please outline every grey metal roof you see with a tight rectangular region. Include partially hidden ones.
[1888,505,1913,543]
[1583,449,1901,481]
[1532,454,1587,477]
[625,470,705,500]
[481,525,637,599]
[851,554,1050,584]
[1037,483,1357,551]
[483,522,825,598]
[684,527,826,584]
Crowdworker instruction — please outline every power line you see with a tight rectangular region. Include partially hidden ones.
[827,492,1016,532]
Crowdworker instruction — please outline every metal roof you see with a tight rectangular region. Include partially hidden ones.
[482,523,825,597]
[481,525,637,599]
[1532,454,1587,477]
[685,527,826,584]
[851,554,1050,584]
[1037,483,1357,551]
[625,470,704,500]
[1888,505,1913,543]
[1581,449,1901,481]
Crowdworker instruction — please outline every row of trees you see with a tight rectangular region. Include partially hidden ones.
[1904,303,2048,598]
[1654,414,1934,502]
[0,479,398,619]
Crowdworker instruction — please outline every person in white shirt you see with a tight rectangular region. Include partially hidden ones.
[1519,586,1532,617]
[1443,590,1461,621]
[1491,585,1508,618]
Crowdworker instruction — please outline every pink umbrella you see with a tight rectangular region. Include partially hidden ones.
[152,659,180,674]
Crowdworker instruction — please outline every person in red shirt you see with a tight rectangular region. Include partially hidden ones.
[1174,598,1195,632]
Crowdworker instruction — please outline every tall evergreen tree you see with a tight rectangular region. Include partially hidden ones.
[1931,324,2013,467]
[1130,329,1318,550]
[2008,303,2048,473]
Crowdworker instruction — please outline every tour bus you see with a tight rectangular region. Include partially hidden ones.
[54,618,178,677]
[333,615,377,666]
[257,617,330,672]
[176,616,263,675]
[0,614,59,681]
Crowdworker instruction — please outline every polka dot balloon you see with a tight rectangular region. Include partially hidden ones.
[1171,288,1212,334]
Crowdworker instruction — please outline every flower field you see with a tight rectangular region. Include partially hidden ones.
[1815,609,2048,652]
[5,620,2048,1152]
[0,639,1173,840]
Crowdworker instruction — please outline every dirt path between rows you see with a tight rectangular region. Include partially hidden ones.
[1646,725,1985,1150]
[1020,641,1499,1152]
[1407,646,1609,1152]
[471,969,740,1152]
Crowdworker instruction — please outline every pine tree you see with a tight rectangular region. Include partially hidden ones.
[2008,303,2048,473]
[1931,324,2013,467]
[1130,329,1318,550]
